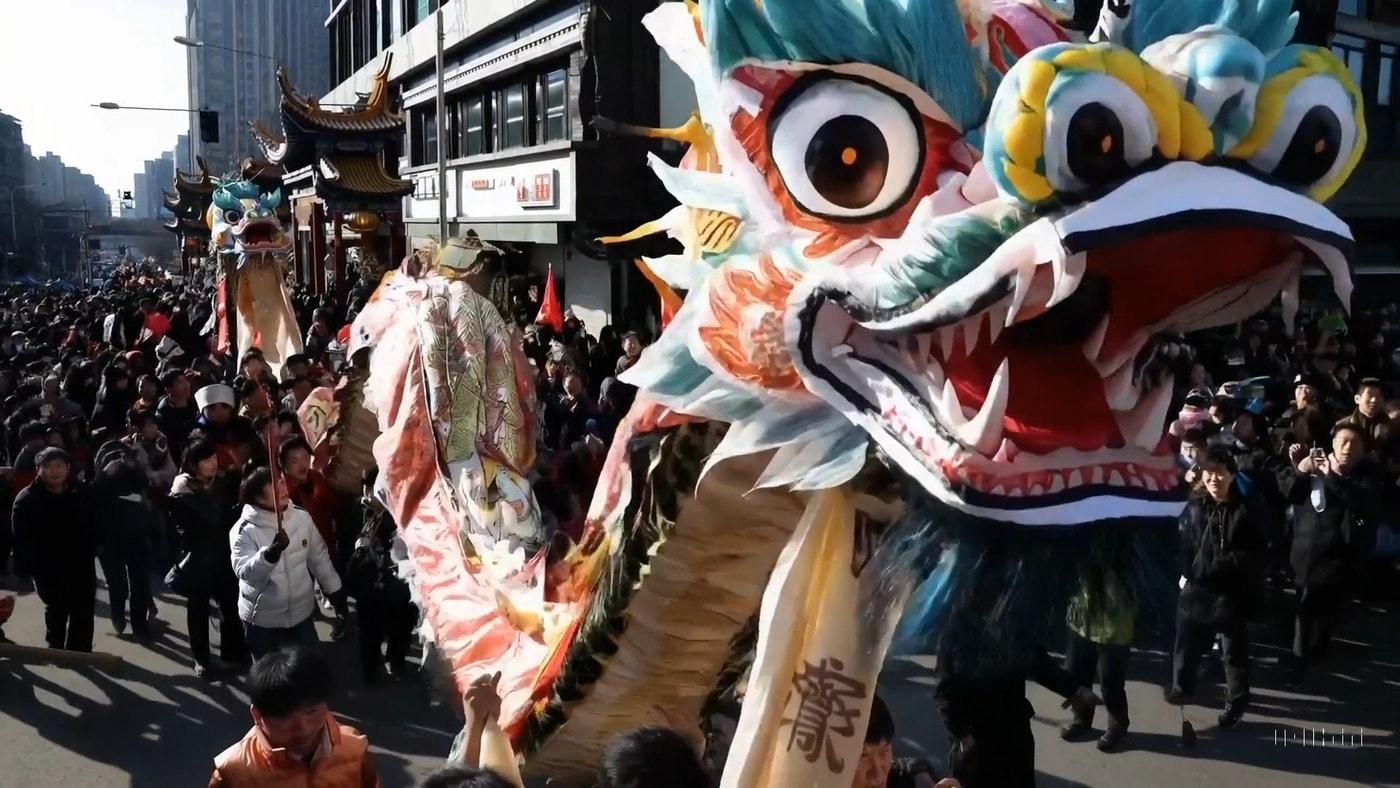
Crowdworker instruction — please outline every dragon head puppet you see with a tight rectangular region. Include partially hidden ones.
[629,0,1360,526]
[208,180,292,258]
[206,177,301,377]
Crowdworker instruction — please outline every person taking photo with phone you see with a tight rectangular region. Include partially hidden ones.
[1283,423,1381,685]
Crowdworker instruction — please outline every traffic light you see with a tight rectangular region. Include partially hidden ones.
[199,110,219,144]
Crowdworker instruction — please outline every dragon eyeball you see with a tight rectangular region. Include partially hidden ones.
[1246,74,1358,193]
[769,77,924,220]
[1043,73,1157,194]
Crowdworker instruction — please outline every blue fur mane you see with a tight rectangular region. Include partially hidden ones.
[704,0,992,131]
[1123,0,1297,55]
[212,179,282,212]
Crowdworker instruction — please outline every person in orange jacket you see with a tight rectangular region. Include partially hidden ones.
[209,645,380,787]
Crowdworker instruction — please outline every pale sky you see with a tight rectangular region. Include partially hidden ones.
[0,0,190,200]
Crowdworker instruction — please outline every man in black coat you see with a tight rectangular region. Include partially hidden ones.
[1166,446,1266,730]
[92,441,156,639]
[1271,373,1333,453]
[1230,410,1290,574]
[12,447,97,652]
[1282,421,1382,684]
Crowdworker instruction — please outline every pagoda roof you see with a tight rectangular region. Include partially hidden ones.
[279,57,404,134]
[164,214,210,238]
[250,120,288,163]
[164,161,215,229]
[317,152,412,201]
[172,157,216,195]
[251,55,403,176]
[239,156,285,190]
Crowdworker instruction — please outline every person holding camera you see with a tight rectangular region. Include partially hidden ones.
[1283,422,1381,685]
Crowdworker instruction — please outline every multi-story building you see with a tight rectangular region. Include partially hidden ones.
[133,152,177,220]
[0,112,28,262]
[1324,1,1400,302]
[32,152,67,207]
[174,134,193,175]
[321,0,681,336]
[186,0,331,174]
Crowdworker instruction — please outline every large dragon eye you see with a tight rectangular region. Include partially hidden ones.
[1044,74,1156,193]
[769,78,923,220]
[224,208,243,224]
[1245,75,1358,194]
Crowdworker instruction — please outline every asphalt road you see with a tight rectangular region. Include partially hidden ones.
[1,571,1397,787]
[0,574,461,788]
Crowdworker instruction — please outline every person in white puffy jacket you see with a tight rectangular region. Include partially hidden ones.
[229,466,347,658]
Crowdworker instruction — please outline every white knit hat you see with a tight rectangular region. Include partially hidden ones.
[194,383,235,411]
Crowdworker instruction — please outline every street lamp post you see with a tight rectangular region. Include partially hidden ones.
[436,8,448,246]
[173,35,278,62]
[0,183,42,263]
[94,102,203,172]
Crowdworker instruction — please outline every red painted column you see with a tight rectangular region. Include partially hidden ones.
[310,202,326,295]
[332,212,346,301]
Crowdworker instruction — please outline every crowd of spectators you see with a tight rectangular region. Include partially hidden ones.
[0,264,657,672]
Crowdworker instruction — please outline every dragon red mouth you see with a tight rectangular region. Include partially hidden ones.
[809,226,1335,514]
[942,227,1298,454]
[795,165,1354,523]
[237,220,285,250]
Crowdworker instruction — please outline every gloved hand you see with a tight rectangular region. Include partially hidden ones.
[265,528,290,563]
[327,588,350,618]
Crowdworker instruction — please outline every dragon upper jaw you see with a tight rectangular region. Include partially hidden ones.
[794,162,1355,525]
[233,216,291,255]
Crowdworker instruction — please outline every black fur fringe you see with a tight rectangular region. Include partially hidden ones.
[872,486,1180,677]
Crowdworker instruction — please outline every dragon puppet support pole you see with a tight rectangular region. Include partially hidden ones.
[722,488,910,787]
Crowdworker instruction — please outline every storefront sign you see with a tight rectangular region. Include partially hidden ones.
[455,153,575,221]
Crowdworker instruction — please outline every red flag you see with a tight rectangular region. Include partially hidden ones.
[535,264,565,333]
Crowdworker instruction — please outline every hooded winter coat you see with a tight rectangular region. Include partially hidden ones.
[229,503,342,629]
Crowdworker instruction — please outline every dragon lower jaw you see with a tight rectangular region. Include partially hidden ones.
[796,162,1354,525]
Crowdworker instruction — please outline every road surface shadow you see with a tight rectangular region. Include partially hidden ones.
[3,568,460,787]
[881,594,1397,786]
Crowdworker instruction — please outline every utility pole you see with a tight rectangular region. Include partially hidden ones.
[436,6,448,245]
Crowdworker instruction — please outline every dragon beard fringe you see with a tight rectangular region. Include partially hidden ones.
[869,484,1180,677]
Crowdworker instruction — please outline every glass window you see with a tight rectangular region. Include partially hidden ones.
[463,95,488,156]
[411,107,437,166]
[1338,0,1361,16]
[496,83,527,150]
[539,69,567,143]
[407,0,436,29]
[1381,45,1396,107]
[1332,34,1366,86]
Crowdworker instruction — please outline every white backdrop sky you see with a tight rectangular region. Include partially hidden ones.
[0,0,190,202]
